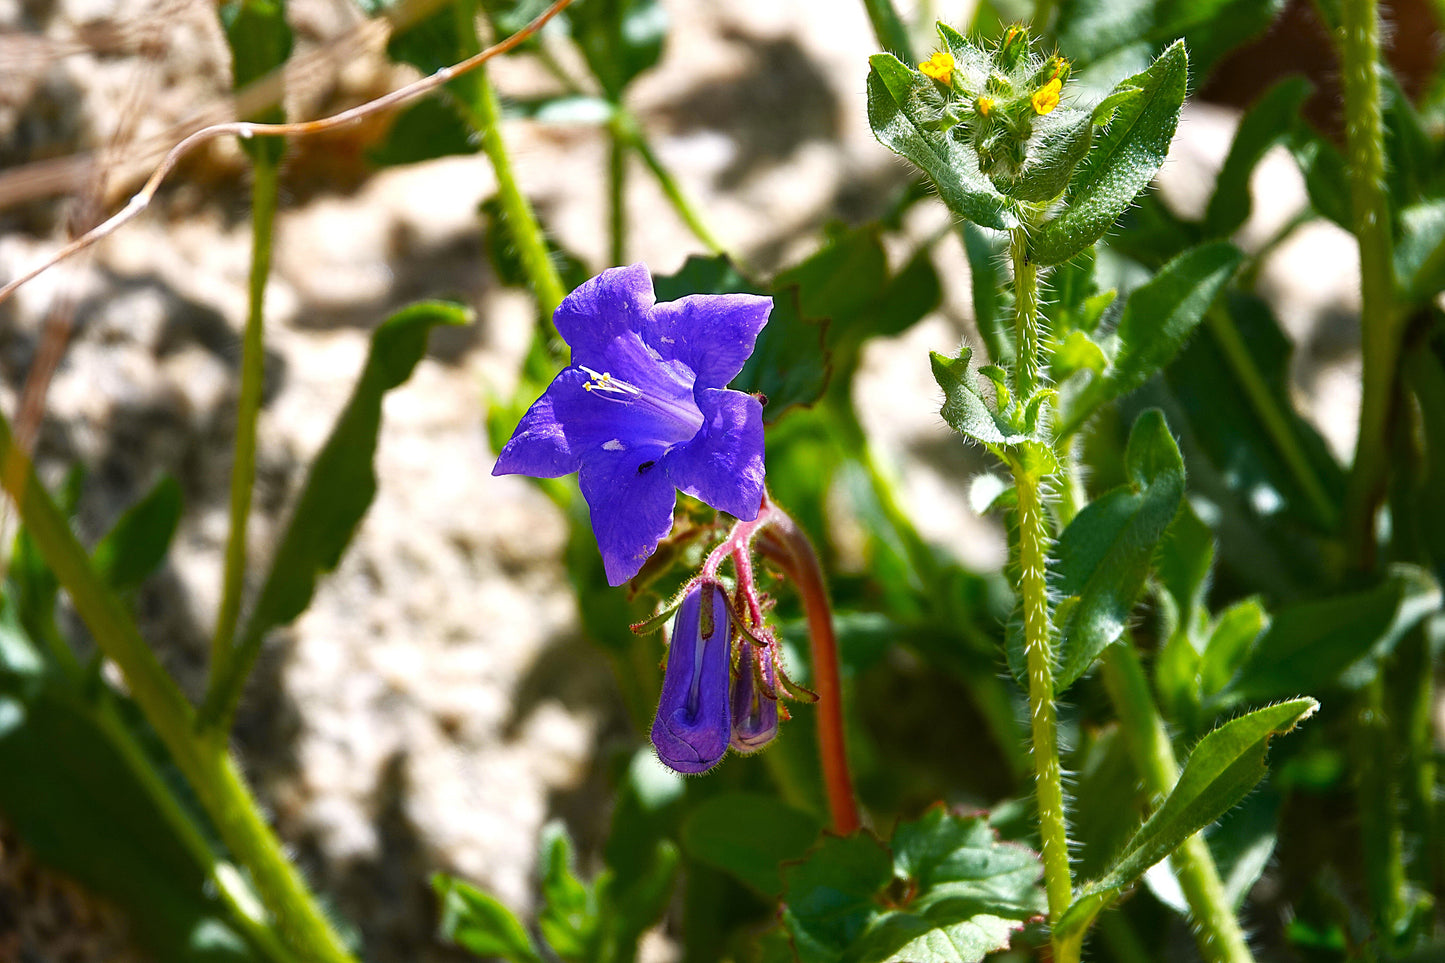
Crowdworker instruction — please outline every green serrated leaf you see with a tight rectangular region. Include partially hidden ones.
[1029,42,1188,267]
[238,301,470,646]
[435,874,544,963]
[681,792,822,897]
[1219,565,1441,705]
[91,476,182,595]
[1204,76,1312,237]
[781,810,1042,963]
[1052,409,1186,691]
[866,54,1017,231]
[1060,697,1318,939]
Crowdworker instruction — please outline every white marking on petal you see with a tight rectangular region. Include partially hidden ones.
[603,439,626,451]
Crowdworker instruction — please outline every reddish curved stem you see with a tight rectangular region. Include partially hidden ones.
[757,503,860,835]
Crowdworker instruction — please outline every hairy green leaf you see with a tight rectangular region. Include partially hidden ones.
[1029,42,1188,266]
[1059,698,1317,939]
[866,54,1016,231]
[1052,409,1186,691]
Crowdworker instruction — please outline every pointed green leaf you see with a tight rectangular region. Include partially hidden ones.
[1059,697,1318,939]
[538,822,597,959]
[1062,242,1242,436]
[220,0,292,163]
[1199,598,1267,699]
[1009,109,1095,204]
[567,0,667,97]
[866,54,1016,231]
[1219,565,1441,705]
[91,476,182,595]
[435,874,545,963]
[239,301,470,644]
[1395,198,1445,302]
[1052,410,1186,691]
[782,833,894,963]
[1204,76,1312,237]
[1029,42,1188,266]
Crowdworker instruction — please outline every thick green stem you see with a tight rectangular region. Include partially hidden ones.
[1011,228,1043,399]
[1101,645,1257,963]
[1012,466,1072,925]
[0,413,356,963]
[212,157,278,675]
[1340,0,1400,567]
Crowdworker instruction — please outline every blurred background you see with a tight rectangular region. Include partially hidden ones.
[0,0,1440,959]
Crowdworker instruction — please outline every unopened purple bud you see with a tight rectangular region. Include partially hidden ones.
[651,583,732,774]
[730,639,779,753]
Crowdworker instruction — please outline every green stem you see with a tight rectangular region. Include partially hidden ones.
[608,118,627,266]
[1011,228,1043,399]
[1100,645,1257,963]
[212,157,279,676]
[1203,307,1339,529]
[1340,0,1400,568]
[1012,465,1072,926]
[1354,675,1409,948]
[621,113,731,259]
[0,414,357,963]
[456,1,567,316]
[861,0,912,60]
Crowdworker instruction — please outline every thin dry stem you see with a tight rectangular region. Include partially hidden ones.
[0,0,574,309]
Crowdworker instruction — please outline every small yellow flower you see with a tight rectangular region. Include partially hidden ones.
[919,51,955,85]
[1031,77,1062,115]
[976,96,995,116]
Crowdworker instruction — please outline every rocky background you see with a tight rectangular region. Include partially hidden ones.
[0,0,1371,959]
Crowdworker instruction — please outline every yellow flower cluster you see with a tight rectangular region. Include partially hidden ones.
[918,51,954,85]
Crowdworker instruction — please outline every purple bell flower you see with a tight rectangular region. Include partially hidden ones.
[730,638,780,753]
[651,582,733,774]
[492,264,772,585]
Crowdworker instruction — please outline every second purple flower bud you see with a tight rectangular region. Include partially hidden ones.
[651,581,734,774]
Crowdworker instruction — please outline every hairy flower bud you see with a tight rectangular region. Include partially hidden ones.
[651,582,733,774]
[730,639,780,753]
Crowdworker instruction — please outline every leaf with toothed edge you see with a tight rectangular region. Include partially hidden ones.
[781,807,1044,963]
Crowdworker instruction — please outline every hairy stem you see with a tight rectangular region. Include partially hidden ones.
[1012,464,1072,928]
[0,412,356,963]
[1355,675,1409,946]
[1011,227,1043,399]
[1101,645,1257,963]
[212,156,278,679]
[1340,0,1400,567]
